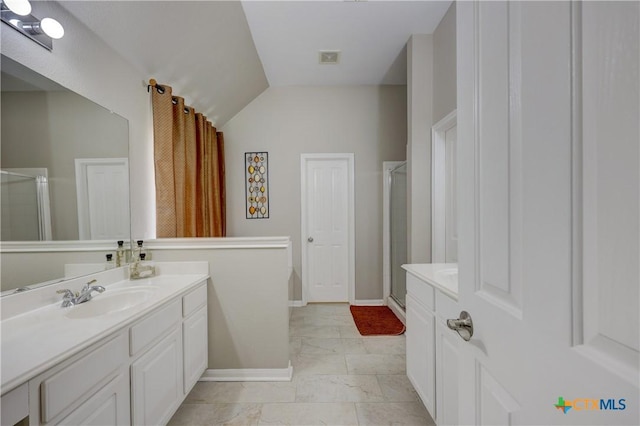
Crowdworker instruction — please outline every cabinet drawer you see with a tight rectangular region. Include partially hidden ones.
[1,383,28,426]
[406,273,435,310]
[182,283,207,318]
[130,300,181,356]
[435,290,459,321]
[41,333,128,423]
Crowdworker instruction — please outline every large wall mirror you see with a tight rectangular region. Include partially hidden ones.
[0,55,130,293]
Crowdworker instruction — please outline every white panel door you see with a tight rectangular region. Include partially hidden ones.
[302,154,354,303]
[457,2,639,425]
[75,158,129,240]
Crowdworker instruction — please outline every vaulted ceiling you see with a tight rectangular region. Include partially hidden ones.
[59,1,451,126]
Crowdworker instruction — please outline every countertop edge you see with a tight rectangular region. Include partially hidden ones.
[401,264,459,301]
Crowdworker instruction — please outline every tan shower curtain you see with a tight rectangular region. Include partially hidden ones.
[151,84,226,237]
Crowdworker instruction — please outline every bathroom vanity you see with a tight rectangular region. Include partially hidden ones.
[402,263,460,426]
[0,262,209,426]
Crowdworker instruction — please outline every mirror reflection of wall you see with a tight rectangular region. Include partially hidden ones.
[0,55,131,294]
[1,55,129,241]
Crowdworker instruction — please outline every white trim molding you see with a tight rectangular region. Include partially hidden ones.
[145,237,291,250]
[300,153,356,305]
[387,297,406,325]
[0,240,129,253]
[200,363,293,382]
[352,299,385,306]
[431,110,457,263]
[289,300,305,308]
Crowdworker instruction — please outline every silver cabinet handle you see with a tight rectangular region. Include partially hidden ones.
[307,237,314,242]
[447,311,474,341]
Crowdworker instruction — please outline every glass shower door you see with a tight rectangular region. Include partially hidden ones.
[389,163,407,308]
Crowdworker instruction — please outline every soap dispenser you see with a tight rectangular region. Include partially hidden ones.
[116,240,126,267]
[105,253,115,270]
[133,240,148,262]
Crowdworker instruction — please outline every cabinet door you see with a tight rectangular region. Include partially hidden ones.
[131,327,183,426]
[436,320,459,426]
[59,373,129,426]
[183,305,208,393]
[405,294,436,417]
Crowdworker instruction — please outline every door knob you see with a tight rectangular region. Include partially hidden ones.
[307,237,314,242]
[447,311,473,341]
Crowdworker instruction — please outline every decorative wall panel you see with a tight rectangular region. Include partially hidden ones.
[245,152,269,219]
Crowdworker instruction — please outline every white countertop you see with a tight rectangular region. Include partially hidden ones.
[1,262,208,395]
[401,263,459,300]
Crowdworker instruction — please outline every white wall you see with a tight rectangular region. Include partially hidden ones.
[222,86,407,301]
[0,0,155,239]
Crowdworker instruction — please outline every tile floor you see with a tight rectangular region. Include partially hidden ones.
[168,303,435,425]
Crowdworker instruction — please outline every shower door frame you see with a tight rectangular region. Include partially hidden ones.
[382,161,406,308]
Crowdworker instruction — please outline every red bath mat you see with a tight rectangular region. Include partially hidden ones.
[350,305,406,336]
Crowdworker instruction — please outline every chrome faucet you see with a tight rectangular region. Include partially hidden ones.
[57,279,106,307]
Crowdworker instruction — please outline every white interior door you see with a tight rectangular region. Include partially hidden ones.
[75,158,130,240]
[301,154,354,303]
[456,2,639,425]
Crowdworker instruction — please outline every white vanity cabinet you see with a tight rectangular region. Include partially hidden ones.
[28,332,131,426]
[3,277,208,426]
[182,284,208,393]
[405,267,460,426]
[405,273,436,415]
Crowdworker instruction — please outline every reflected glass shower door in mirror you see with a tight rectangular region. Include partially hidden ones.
[1,168,52,241]
[389,162,407,308]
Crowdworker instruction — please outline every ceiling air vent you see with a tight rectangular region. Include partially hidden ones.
[319,50,341,65]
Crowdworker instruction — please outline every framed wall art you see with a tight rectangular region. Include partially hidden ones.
[245,152,269,219]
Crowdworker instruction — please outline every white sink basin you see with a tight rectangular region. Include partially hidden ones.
[64,287,157,319]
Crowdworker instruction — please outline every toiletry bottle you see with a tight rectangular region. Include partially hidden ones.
[133,240,146,262]
[139,253,156,278]
[116,240,125,267]
[105,253,115,270]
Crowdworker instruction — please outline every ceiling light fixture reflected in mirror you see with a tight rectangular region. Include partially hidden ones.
[3,0,30,16]
[0,0,65,50]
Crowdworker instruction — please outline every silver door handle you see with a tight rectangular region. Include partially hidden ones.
[447,311,473,341]
[307,237,314,242]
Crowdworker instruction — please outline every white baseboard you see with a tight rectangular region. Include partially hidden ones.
[352,299,385,306]
[289,300,304,307]
[387,297,406,325]
[199,362,293,382]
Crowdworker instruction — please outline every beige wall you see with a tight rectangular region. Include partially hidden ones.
[433,3,457,123]
[221,86,407,301]
[1,249,111,291]
[148,244,290,370]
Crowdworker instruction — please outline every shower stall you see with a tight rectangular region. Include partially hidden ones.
[1,169,52,241]
[388,162,407,309]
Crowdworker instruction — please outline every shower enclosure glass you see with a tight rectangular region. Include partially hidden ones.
[1,169,52,241]
[389,162,407,308]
